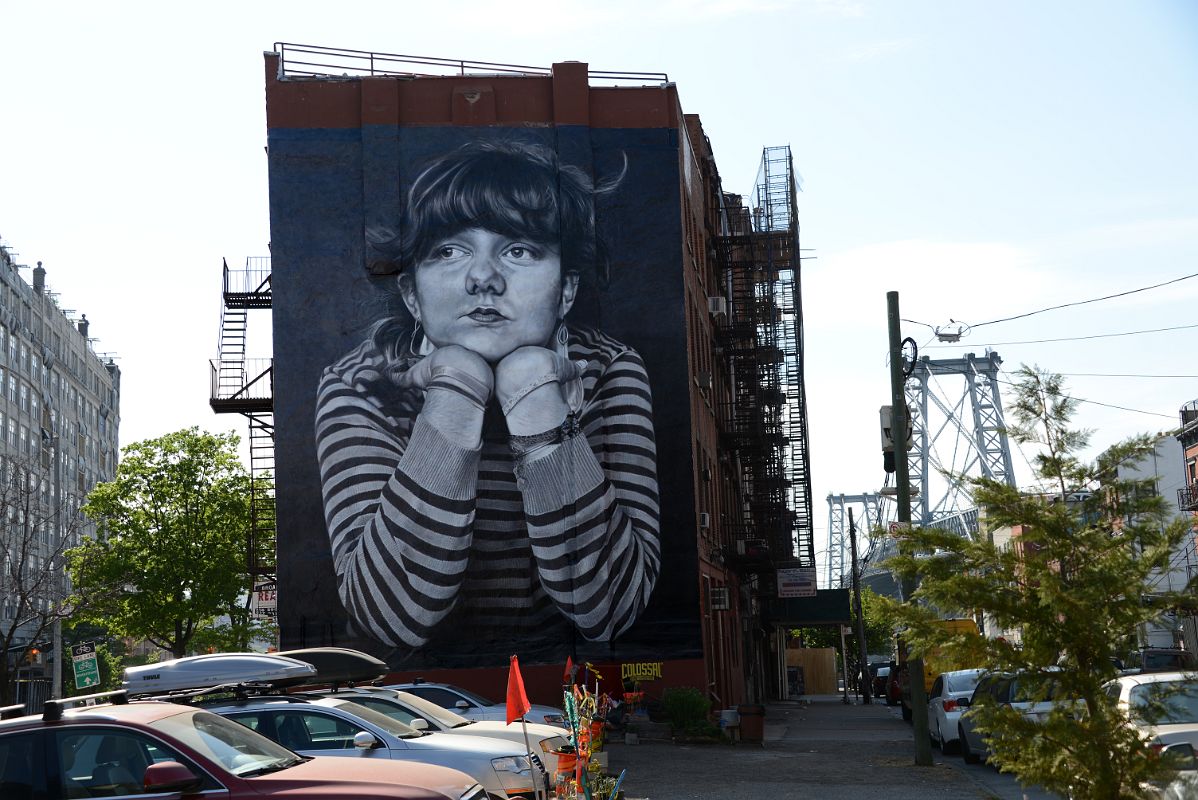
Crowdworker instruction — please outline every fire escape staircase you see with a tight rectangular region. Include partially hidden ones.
[713,146,815,579]
[210,257,276,580]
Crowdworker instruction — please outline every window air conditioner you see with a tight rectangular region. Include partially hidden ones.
[707,296,727,316]
[699,512,711,529]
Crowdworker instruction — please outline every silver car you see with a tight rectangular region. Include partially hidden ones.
[307,686,569,774]
[957,670,1064,765]
[209,696,548,800]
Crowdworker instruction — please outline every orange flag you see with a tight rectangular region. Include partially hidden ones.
[506,654,531,725]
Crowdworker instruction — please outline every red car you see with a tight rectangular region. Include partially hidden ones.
[0,691,486,800]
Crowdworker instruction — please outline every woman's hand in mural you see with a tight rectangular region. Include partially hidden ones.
[398,345,493,448]
[495,346,585,436]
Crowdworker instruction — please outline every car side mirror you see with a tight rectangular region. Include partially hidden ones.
[143,761,203,795]
[1162,742,1197,771]
[409,718,428,730]
[455,700,470,710]
[956,697,970,708]
[353,731,381,749]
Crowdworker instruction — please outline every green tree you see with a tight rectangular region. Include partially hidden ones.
[882,366,1196,800]
[67,428,253,658]
[0,455,88,704]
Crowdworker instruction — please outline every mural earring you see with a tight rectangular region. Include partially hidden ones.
[556,320,569,347]
[410,318,424,355]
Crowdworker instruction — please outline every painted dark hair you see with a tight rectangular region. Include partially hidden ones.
[370,140,616,288]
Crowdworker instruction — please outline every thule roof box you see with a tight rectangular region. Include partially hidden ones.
[123,653,317,697]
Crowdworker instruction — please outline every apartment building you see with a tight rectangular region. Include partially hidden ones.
[0,236,120,688]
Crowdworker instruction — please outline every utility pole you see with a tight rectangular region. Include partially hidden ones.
[849,509,871,703]
[888,290,933,767]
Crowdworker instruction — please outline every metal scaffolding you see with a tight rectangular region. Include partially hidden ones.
[716,146,815,571]
[825,493,888,588]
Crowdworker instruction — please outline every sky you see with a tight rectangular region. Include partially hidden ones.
[2,0,1196,583]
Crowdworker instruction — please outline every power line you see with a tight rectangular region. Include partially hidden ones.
[1058,373,1198,379]
[971,270,1198,328]
[925,322,1198,348]
[908,360,1178,420]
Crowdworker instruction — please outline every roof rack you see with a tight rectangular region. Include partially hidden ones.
[0,704,27,720]
[44,690,128,721]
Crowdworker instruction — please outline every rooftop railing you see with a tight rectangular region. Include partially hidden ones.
[273,42,669,85]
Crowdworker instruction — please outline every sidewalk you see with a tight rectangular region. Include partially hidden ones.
[603,694,1057,800]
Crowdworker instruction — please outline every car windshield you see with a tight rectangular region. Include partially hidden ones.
[1130,681,1198,725]
[393,691,473,728]
[148,708,303,777]
[325,699,426,738]
[877,667,890,678]
[946,672,981,694]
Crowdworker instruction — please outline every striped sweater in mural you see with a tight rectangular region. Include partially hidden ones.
[315,324,661,649]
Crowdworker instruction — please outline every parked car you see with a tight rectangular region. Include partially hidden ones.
[885,663,906,707]
[0,691,485,800]
[1103,670,1198,752]
[871,665,891,699]
[392,681,567,728]
[957,670,1066,765]
[1124,649,1198,675]
[208,694,549,800]
[926,668,983,754]
[313,685,569,774]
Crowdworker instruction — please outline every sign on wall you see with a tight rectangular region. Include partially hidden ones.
[777,567,818,599]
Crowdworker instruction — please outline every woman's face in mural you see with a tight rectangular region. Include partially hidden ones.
[400,228,579,364]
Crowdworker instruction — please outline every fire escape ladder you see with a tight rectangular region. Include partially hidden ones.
[209,256,276,581]
[247,413,277,579]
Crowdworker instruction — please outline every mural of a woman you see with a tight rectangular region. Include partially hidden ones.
[314,140,661,658]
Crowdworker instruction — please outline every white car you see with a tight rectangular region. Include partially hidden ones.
[1103,671,1198,751]
[210,695,549,800]
[309,686,570,774]
[926,668,983,754]
[392,681,568,729]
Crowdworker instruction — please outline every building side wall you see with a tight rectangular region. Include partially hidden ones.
[265,56,713,685]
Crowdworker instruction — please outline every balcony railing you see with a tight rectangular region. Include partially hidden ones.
[273,42,669,84]
[1178,483,1198,512]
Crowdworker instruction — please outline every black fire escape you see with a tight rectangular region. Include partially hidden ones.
[715,146,815,580]
[209,258,275,581]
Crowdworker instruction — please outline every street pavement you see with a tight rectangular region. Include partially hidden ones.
[605,694,1058,800]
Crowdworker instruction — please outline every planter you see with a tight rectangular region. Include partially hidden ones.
[551,749,577,776]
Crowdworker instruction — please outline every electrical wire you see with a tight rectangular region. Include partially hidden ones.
[925,322,1198,348]
[970,270,1198,329]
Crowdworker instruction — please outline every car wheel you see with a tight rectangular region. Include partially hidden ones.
[941,725,959,756]
[932,720,942,749]
[960,724,979,764]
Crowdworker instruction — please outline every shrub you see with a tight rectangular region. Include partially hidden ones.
[661,686,711,733]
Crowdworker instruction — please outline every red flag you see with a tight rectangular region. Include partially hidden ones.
[506,654,531,725]
[563,656,574,685]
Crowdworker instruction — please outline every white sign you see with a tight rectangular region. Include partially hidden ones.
[252,581,278,619]
[777,567,817,598]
